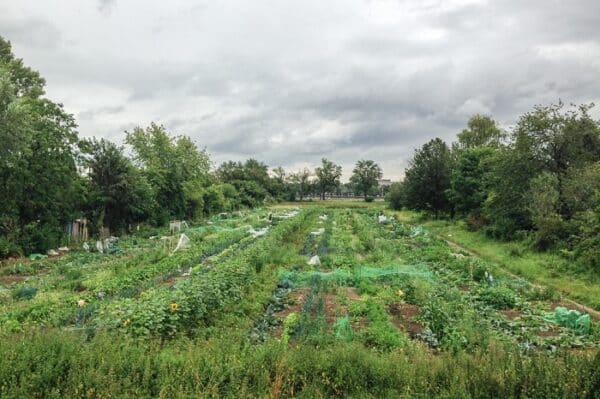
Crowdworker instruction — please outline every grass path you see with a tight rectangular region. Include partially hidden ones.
[393,210,600,311]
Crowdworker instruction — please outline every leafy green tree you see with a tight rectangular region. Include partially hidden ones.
[457,114,506,149]
[526,172,566,249]
[0,36,83,254]
[447,147,495,218]
[484,103,600,239]
[270,166,289,200]
[403,138,453,216]
[125,123,211,223]
[573,193,600,272]
[563,162,600,216]
[386,182,407,210]
[83,139,154,233]
[350,160,382,200]
[216,159,271,206]
[481,147,537,238]
[287,168,312,201]
[315,158,342,200]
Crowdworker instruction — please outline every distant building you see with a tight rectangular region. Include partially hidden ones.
[377,179,394,196]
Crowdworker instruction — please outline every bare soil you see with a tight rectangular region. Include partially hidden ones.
[273,288,310,338]
[500,309,524,320]
[388,302,424,337]
[535,327,561,337]
[345,287,360,301]
[324,294,337,325]
[0,275,27,285]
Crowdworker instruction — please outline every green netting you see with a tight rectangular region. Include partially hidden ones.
[334,316,354,342]
[278,269,354,286]
[355,264,433,279]
[279,263,433,287]
[545,306,592,335]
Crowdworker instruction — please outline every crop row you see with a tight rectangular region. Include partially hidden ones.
[96,209,315,338]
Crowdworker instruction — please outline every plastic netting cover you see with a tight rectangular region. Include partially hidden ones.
[545,306,592,335]
[172,233,190,253]
[279,269,354,286]
[355,264,433,279]
[279,264,433,286]
[334,316,354,342]
[410,226,426,237]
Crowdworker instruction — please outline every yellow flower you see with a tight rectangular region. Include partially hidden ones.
[123,319,130,326]
[77,299,86,307]
[170,303,178,311]
[397,290,404,297]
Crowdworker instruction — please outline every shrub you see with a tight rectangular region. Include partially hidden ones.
[0,237,21,259]
[479,287,517,309]
[386,182,405,210]
[19,222,63,255]
[506,243,524,257]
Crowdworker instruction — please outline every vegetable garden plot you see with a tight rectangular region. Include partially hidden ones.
[0,209,284,333]
[264,208,599,353]
[368,213,600,351]
[93,208,311,338]
[2,206,599,398]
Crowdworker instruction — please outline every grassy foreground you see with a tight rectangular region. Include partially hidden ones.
[1,205,599,398]
[394,210,600,310]
[1,331,598,398]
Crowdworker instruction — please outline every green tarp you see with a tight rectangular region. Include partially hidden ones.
[545,306,592,335]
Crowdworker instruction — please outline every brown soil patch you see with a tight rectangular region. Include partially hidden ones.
[273,288,309,338]
[351,317,368,332]
[388,303,424,337]
[501,309,523,320]
[161,277,178,288]
[324,294,338,325]
[536,327,561,338]
[0,275,27,285]
[275,288,309,319]
[345,287,360,301]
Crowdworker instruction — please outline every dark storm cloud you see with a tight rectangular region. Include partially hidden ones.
[2,0,599,179]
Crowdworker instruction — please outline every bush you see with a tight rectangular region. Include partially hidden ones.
[202,186,228,216]
[506,243,524,258]
[479,287,518,309]
[572,207,600,272]
[0,237,21,258]
[19,222,63,255]
[386,182,405,210]
[465,214,486,231]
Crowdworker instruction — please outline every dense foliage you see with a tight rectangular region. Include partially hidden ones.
[350,159,382,200]
[1,207,598,398]
[390,108,600,272]
[0,37,371,257]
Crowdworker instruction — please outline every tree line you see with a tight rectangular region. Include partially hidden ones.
[0,37,384,257]
[387,107,600,272]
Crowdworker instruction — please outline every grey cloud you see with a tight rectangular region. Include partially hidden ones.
[79,105,125,120]
[0,16,61,49]
[2,0,599,180]
[97,0,116,13]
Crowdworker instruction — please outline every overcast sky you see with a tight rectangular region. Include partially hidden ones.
[2,0,600,180]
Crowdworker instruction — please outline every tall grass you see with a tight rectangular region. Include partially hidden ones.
[0,330,598,398]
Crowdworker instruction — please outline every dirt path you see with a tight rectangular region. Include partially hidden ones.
[444,237,600,320]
